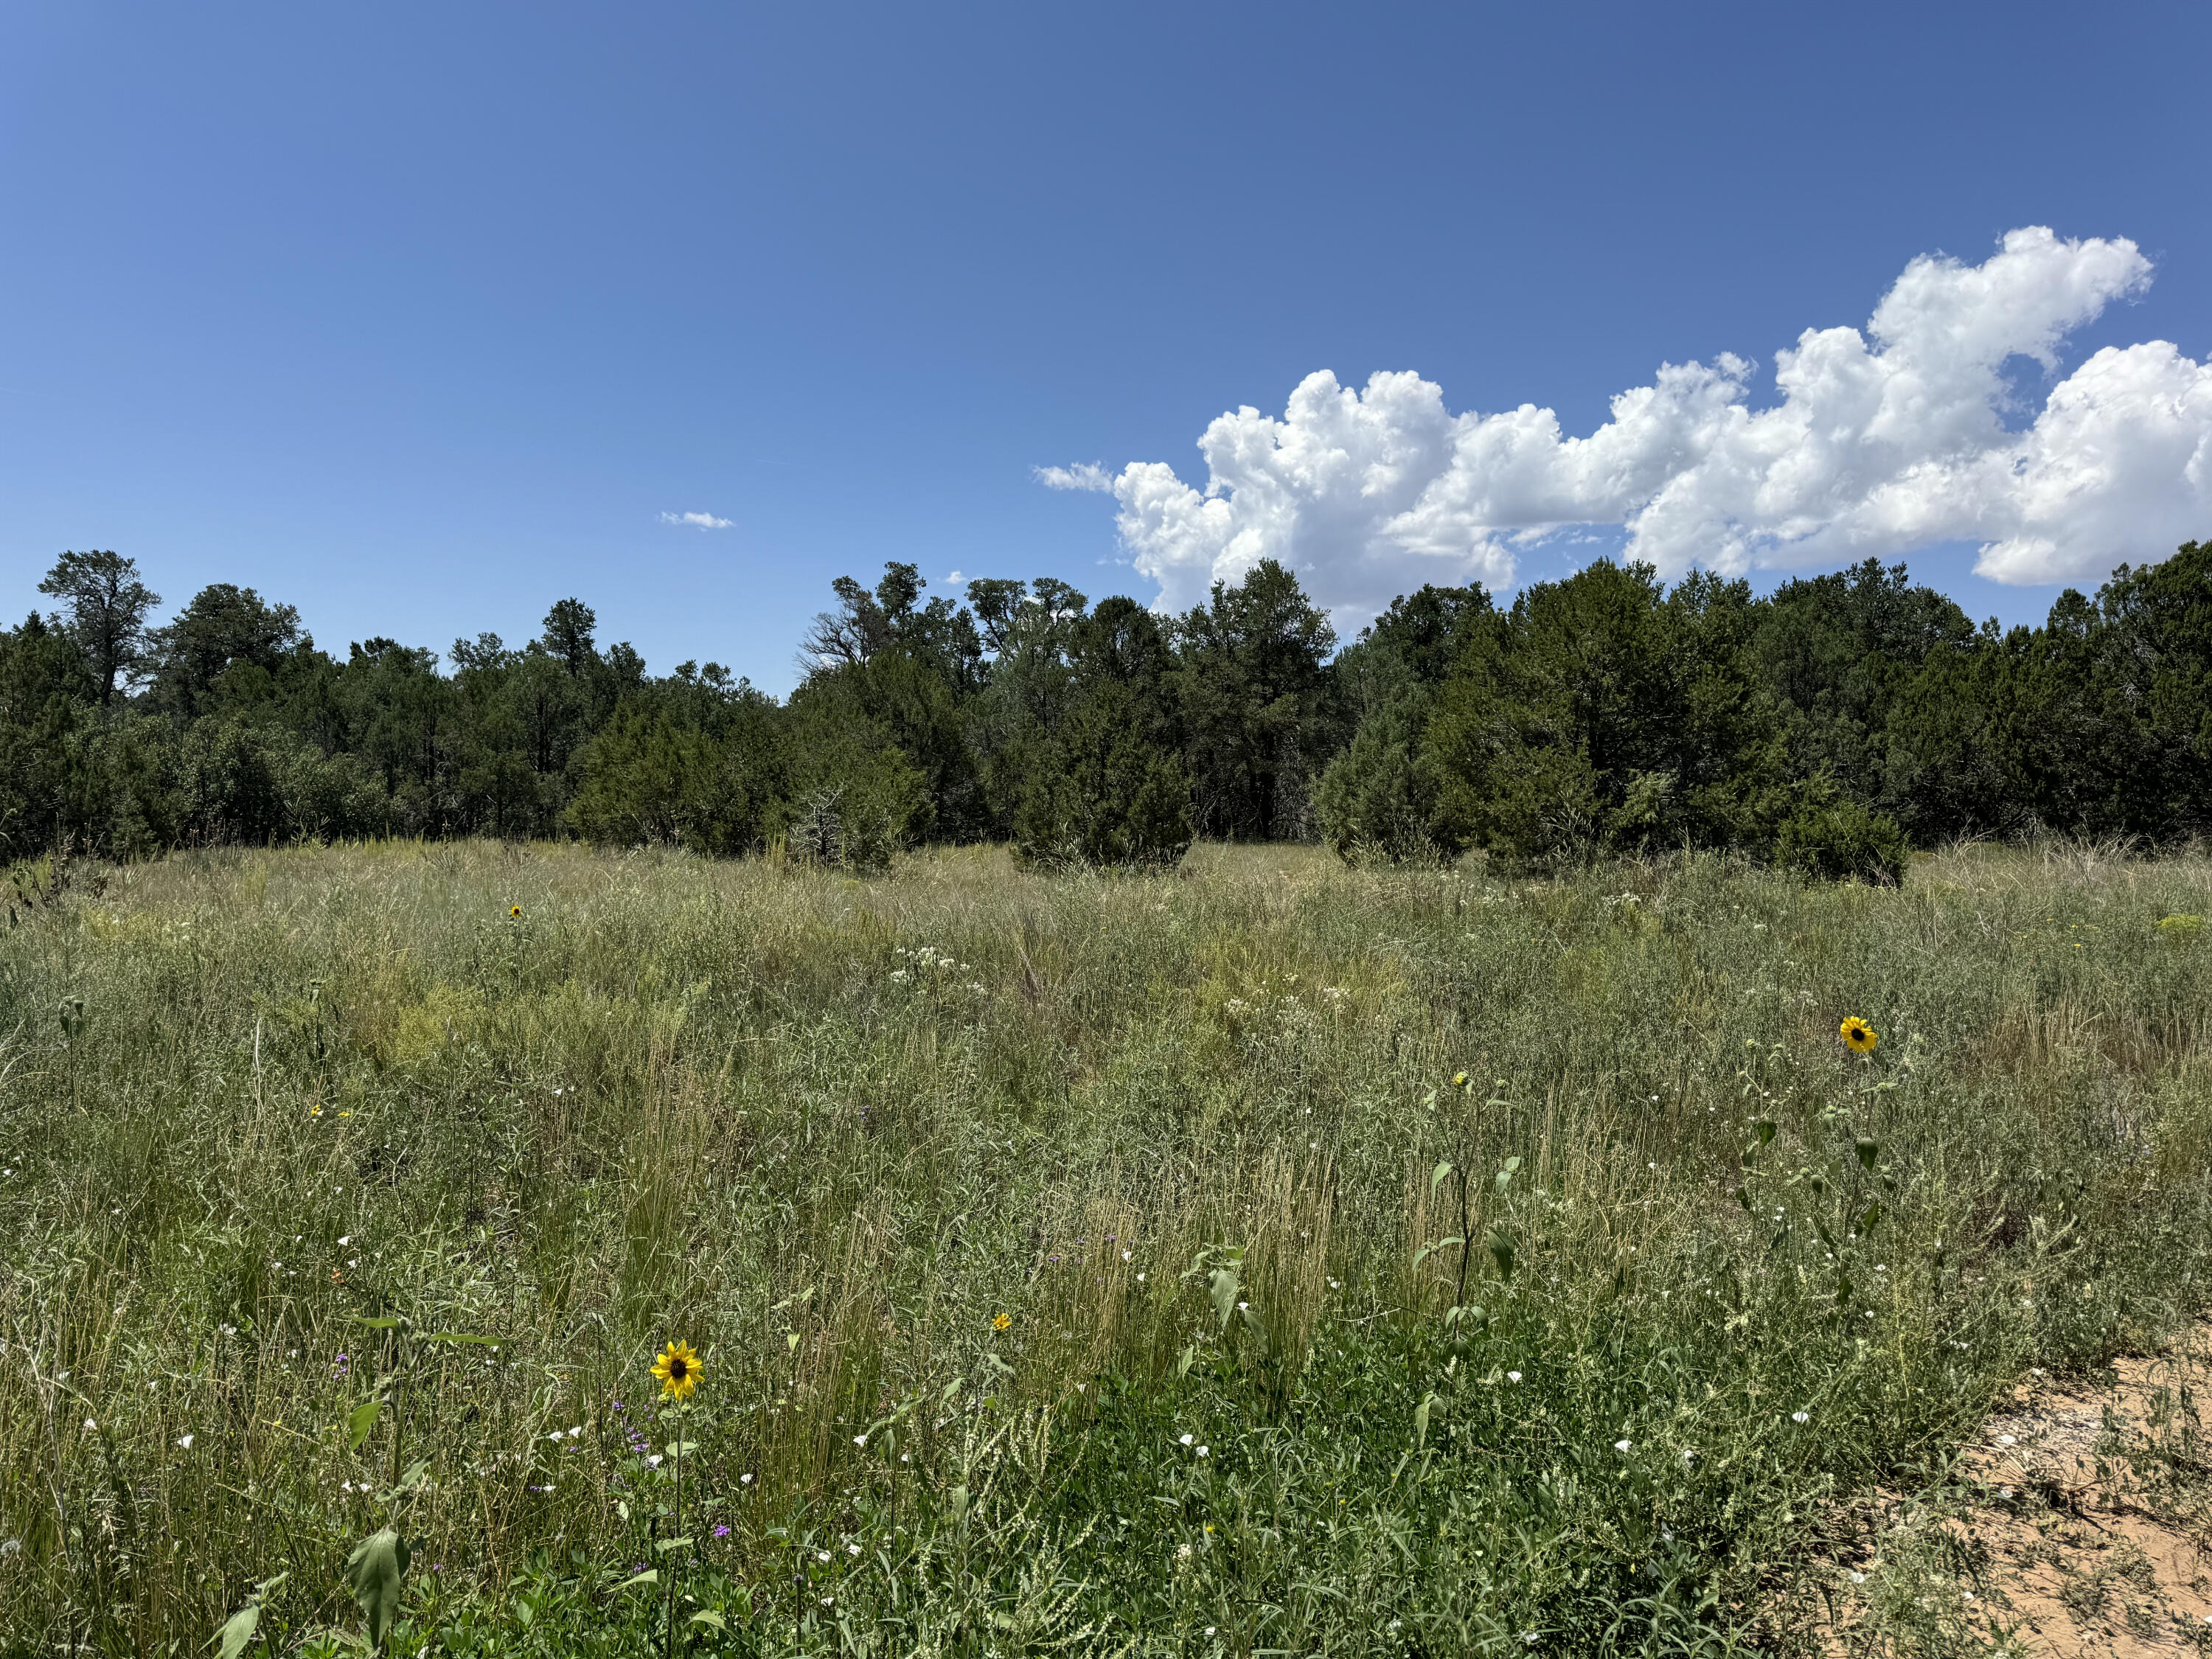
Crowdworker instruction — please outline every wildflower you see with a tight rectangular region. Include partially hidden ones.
[177,1434,195,1450]
[1792,1410,1811,1425]
[83,1418,96,1431]
[1179,1433,1194,1446]
[1614,1439,1632,1453]
[740,1472,754,1484]
[1840,1017,1878,1054]
[1507,1370,1522,1383]
[1195,1445,1208,1457]
[1452,1071,1468,1088]
[992,1312,1011,1331]
[652,1338,703,1402]
[846,1542,861,1556]
[714,1525,730,1538]
[853,1434,867,1447]
[1997,1433,2016,1445]
[509,905,521,919]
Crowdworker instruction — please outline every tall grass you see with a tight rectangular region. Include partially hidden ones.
[2,839,2209,1656]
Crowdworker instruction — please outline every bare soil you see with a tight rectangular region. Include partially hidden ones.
[1820,1324,2212,1655]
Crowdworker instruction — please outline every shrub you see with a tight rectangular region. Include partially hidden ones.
[1774,793,1910,884]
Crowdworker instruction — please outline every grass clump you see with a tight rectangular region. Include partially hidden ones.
[1,838,2210,1655]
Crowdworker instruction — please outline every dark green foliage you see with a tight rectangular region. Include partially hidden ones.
[1171,559,1339,840]
[147,582,308,720]
[567,696,787,857]
[1424,562,1788,865]
[1312,684,1450,863]
[1012,680,1193,869]
[1757,557,1975,793]
[0,613,101,857]
[38,549,161,705]
[1773,788,1911,885]
[2,538,2210,870]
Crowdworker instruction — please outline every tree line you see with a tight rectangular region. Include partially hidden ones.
[3,540,2208,879]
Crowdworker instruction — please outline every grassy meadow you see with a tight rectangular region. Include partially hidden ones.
[3,839,2211,1657]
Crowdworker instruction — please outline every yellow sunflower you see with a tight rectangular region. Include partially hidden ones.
[652,1339,703,1401]
[1840,1017,1878,1054]
[992,1312,1011,1332]
[1451,1071,1469,1089]
[509,905,522,919]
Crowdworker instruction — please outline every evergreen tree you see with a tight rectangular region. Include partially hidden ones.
[38,550,161,706]
[1171,560,1338,841]
[148,584,307,720]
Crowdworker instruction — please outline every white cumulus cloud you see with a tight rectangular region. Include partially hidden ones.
[1032,462,1116,493]
[660,510,733,530]
[1074,228,2211,623]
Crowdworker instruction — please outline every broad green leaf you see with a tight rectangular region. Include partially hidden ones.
[1754,1120,1776,1147]
[689,1612,727,1632]
[1208,1265,1240,1332]
[350,1315,403,1331]
[655,1536,694,1552]
[1486,1228,1515,1280]
[345,1528,410,1651]
[213,1604,260,1659]
[1430,1160,1453,1194]
[1412,1236,1464,1269]
[1855,1137,1879,1172]
[1413,1391,1441,1448]
[619,1569,658,1590]
[423,1330,497,1347]
[346,1399,383,1453]
[383,1459,430,1499]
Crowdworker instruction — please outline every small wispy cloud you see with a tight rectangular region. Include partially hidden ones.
[660,510,733,530]
[1032,462,1115,493]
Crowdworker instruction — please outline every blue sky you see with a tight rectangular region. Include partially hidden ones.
[4,2,2209,692]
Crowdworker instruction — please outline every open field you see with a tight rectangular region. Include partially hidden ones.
[3,840,2211,1657]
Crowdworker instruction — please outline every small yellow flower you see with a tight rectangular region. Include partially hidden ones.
[509,905,522,919]
[992,1312,1011,1332]
[1840,1017,1878,1054]
[653,1339,703,1401]
[1451,1071,1469,1089]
